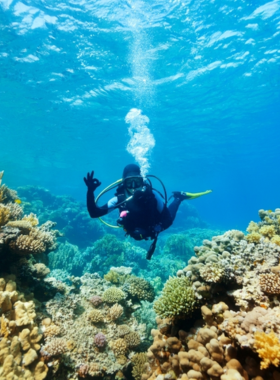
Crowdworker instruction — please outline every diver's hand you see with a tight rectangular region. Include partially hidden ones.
[133,189,146,202]
[84,171,101,192]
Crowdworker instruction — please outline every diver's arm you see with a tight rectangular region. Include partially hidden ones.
[86,189,109,218]
[84,170,109,218]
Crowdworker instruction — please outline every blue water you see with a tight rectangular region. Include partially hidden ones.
[1,0,280,230]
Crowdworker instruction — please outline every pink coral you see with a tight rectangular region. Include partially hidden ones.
[94,332,106,348]
[90,295,103,307]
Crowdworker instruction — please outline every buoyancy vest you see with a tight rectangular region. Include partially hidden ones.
[115,184,161,239]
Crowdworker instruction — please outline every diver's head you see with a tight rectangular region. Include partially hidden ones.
[122,164,143,195]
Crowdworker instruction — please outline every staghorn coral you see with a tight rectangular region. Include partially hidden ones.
[102,286,126,303]
[124,276,155,302]
[254,331,280,369]
[153,276,198,319]
[109,303,123,321]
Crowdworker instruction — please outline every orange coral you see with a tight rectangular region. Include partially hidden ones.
[254,331,280,369]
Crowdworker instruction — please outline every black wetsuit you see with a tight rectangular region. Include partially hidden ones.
[86,185,182,240]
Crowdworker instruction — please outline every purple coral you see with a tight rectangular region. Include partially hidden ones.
[90,295,103,307]
[94,332,106,348]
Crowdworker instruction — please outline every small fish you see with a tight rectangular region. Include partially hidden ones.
[14,199,22,204]
[268,210,273,213]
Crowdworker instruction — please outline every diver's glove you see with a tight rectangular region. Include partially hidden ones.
[84,171,101,192]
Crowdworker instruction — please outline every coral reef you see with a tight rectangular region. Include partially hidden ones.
[146,208,280,380]
[0,275,48,380]
[40,273,149,379]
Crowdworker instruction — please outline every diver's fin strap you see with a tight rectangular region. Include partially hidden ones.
[184,190,212,200]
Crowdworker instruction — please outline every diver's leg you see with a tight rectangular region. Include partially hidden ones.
[167,197,181,221]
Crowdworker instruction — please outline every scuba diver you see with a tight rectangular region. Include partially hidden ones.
[84,164,212,260]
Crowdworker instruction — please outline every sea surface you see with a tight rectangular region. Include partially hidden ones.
[1,0,280,230]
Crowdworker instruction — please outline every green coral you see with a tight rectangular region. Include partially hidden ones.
[104,270,129,285]
[153,276,198,319]
[124,276,155,302]
[102,287,126,303]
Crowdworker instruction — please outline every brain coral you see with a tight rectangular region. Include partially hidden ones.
[153,276,197,319]
[124,276,155,302]
[102,287,126,303]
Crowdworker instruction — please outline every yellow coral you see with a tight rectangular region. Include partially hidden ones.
[246,232,261,243]
[259,225,275,238]
[22,213,39,227]
[247,221,259,233]
[0,204,10,226]
[271,235,280,246]
[254,331,280,369]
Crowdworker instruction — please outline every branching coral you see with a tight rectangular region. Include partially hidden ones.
[0,204,10,226]
[246,232,261,243]
[9,225,57,255]
[259,273,280,294]
[131,353,148,380]
[247,221,259,233]
[254,331,280,369]
[102,287,126,303]
[109,303,123,320]
[124,331,141,348]
[124,276,155,302]
[199,263,224,283]
[259,225,276,238]
[109,338,127,356]
[153,276,198,319]
[88,309,104,323]
[22,213,39,226]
